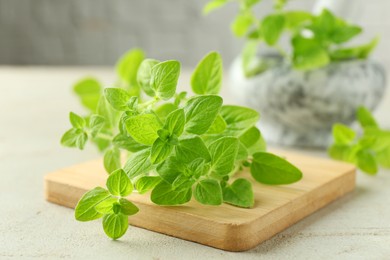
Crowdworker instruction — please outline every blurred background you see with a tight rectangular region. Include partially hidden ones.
[0,0,388,70]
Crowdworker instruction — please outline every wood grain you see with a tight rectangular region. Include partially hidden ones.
[44,150,356,251]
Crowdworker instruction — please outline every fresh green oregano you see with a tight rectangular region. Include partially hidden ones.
[62,49,303,239]
[329,106,390,175]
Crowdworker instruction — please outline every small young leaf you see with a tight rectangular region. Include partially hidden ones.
[194,179,223,205]
[104,88,131,111]
[102,213,128,240]
[175,136,211,163]
[151,181,192,205]
[97,95,118,129]
[116,48,145,87]
[135,176,162,194]
[251,152,303,184]
[119,198,139,215]
[332,123,356,145]
[106,169,133,197]
[89,114,105,137]
[137,59,160,97]
[357,106,378,129]
[220,105,259,134]
[73,78,101,112]
[123,149,153,179]
[103,147,121,174]
[151,138,174,164]
[125,114,161,145]
[261,14,285,46]
[209,137,239,175]
[191,52,223,95]
[330,37,379,60]
[184,95,223,135]
[203,0,228,15]
[61,128,88,150]
[331,25,362,44]
[150,60,180,100]
[69,112,85,129]
[75,187,111,221]
[222,178,254,208]
[164,109,185,136]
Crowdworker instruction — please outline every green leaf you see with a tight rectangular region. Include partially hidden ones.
[113,134,148,152]
[236,142,249,161]
[73,78,101,112]
[154,103,178,121]
[175,136,211,163]
[75,187,111,221]
[69,112,86,129]
[231,12,254,37]
[89,114,105,137]
[251,152,303,184]
[102,213,128,240]
[97,95,118,129]
[135,176,162,194]
[194,179,223,205]
[191,52,223,95]
[156,156,186,184]
[220,105,259,134]
[207,115,227,134]
[61,128,88,150]
[222,178,254,208]
[203,0,228,14]
[357,150,378,175]
[292,36,330,70]
[125,114,161,145]
[247,134,267,155]
[104,88,131,111]
[184,95,223,135]
[151,181,192,205]
[123,149,153,179]
[330,37,379,60]
[357,106,378,129]
[332,123,356,145]
[331,25,362,44]
[103,147,121,174]
[119,198,139,215]
[209,137,239,175]
[261,14,285,46]
[164,109,185,136]
[243,0,260,8]
[106,169,133,197]
[95,197,117,215]
[284,11,312,29]
[116,48,145,86]
[137,58,160,97]
[151,138,174,164]
[377,147,390,168]
[239,126,260,148]
[150,60,180,100]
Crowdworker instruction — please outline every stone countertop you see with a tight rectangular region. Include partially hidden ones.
[0,66,390,259]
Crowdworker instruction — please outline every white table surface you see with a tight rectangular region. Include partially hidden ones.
[1,66,390,259]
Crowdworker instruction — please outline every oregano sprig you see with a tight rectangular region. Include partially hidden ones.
[204,0,378,77]
[329,106,390,175]
[62,49,303,239]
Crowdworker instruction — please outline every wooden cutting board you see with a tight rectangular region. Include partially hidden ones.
[44,150,355,251]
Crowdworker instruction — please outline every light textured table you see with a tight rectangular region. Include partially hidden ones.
[1,67,390,259]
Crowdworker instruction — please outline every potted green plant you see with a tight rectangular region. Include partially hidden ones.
[61,50,303,239]
[204,0,386,148]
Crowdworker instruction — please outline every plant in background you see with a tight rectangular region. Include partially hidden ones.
[61,49,303,239]
[329,107,390,175]
[204,0,378,77]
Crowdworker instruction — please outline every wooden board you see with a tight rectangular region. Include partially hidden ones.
[44,150,356,251]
